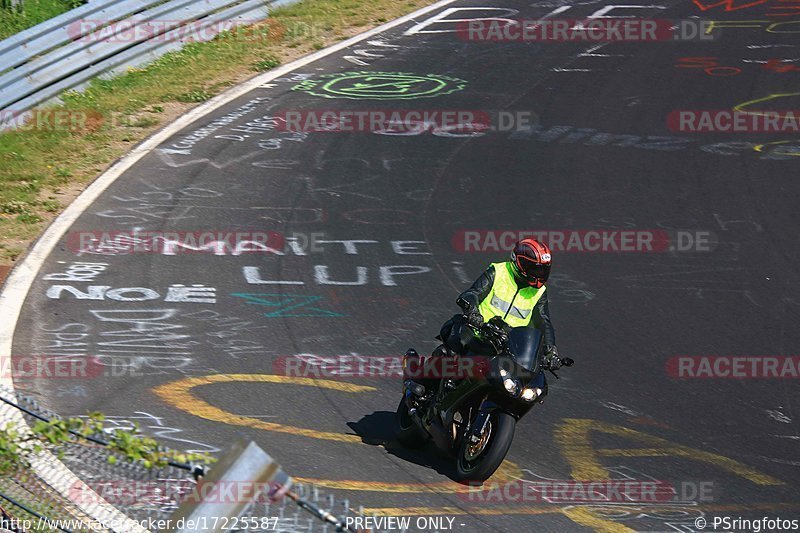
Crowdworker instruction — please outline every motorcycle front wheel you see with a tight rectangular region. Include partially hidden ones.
[455,411,516,482]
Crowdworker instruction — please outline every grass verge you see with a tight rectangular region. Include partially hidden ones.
[0,0,437,267]
[0,0,83,40]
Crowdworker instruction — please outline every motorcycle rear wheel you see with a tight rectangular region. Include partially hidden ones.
[394,398,430,448]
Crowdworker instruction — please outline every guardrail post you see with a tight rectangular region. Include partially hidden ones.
[168,438,291,532]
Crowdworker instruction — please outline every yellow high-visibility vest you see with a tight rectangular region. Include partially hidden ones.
[478,262,546,328]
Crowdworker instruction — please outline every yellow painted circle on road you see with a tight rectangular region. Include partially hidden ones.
[153,373,522,492]
[153,373,374,443]
[734,92,800,118]
[298,458,521,493]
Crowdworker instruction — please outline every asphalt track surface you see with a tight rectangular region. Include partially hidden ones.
[9,0,800,531]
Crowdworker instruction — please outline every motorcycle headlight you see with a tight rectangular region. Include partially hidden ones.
[503,378,518,394]
[521,387,543,401]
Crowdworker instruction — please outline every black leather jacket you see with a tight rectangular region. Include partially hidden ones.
[457,264,556,346]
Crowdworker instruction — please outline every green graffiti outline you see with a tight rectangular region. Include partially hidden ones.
[292,71,467,100]
[231,293,344,317]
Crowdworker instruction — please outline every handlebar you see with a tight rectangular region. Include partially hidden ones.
[543,354,574,380]
[554,356,574,367]
[463,314,509,346]
[458,305,575,373]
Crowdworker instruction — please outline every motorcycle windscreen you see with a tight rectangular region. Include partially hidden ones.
[507,327,542,372]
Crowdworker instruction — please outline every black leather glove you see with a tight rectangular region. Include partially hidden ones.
[456,296,472,313]
[544,345,574,369]
[543,345,562,369]
[457,296,484,327]
[467,311,484,328]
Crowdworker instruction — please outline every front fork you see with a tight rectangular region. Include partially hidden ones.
[468,407,492,444]
[465,400,515,445]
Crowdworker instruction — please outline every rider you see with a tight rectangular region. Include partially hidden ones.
[439,238,562,369]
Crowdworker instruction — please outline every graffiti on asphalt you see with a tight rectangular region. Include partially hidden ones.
[292,72,467,100]
[231,293,343,317]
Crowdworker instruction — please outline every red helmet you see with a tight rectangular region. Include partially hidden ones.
[510,239,552,288]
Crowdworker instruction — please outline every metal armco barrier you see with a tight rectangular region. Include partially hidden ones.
[0,0,299,129]
[169,439,293,533]
[168,439,360,533]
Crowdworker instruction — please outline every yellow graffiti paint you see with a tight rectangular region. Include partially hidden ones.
[555,419,783,485]
[153,374,375,443]
[561,507,637,533]
[297,459,521,493]
[734,92,800,118]
[754,140,800,156]
[704,20,770,34]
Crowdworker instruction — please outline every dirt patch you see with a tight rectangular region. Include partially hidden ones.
[0,265,10,287]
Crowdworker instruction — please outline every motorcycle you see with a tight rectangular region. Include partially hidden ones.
[394,313,573,482]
